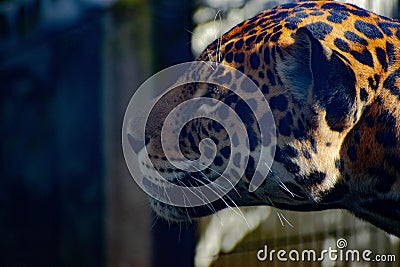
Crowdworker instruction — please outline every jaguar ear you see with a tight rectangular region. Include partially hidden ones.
[276,27,357,132]
[275,27,317,103]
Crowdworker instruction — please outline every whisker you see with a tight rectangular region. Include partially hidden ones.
[214,10,222,63]
[182,174,224,227]
[263,160,272,173]
[163,181,173,204]
[185,28,194,35]
[213,9,223,64]
[174,174,203,223]
[151,213,160,229]
[195,162,242,197]
[264,161,308,200]
[186,176,224,226]
[190,172,250,228]
[205,48,216,70]
[184,174,224,227]
[276,178,306,200]
[266,196,284,227]
[199,58,215,71]
[187,175,219,215]
[176,173,219,217]
[192,167,229,194]
[177,222,182,241]
[267,196,294,228]
[175,174,205,220]
[189,29,215,62]
[279,212,294,228]
[278,181,295,198]
[187,177,210,204]
[276,210,285,227]
[184,28,195,47]
[177,180,194,223]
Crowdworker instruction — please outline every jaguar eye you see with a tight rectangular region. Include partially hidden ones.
[208,83,217,93]
[207,83,222,95]
[198,83,216,98]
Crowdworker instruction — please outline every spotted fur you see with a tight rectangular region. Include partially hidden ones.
[130,1,400,236]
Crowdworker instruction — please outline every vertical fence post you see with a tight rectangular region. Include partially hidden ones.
[149,1,196,267]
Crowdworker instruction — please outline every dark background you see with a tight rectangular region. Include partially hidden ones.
[0,0,195,266]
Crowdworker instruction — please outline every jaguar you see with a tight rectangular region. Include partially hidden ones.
[128,0,400,237]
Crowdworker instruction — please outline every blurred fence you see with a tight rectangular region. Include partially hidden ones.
[0,1,106,265]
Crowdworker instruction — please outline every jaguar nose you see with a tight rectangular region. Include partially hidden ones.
[125,98,159,154]
[127,116,149,154]
[127,133,145,154]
